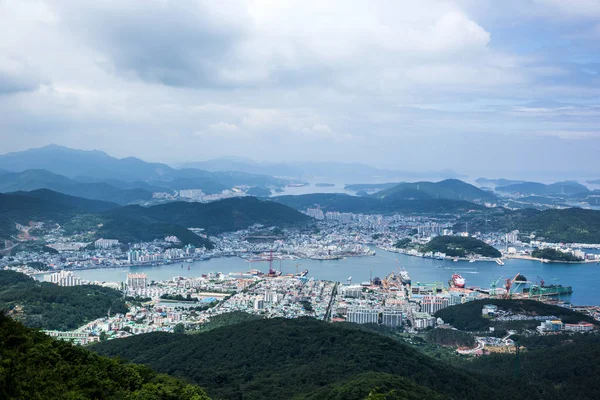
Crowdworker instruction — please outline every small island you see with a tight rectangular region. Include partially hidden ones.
[531,248,583,262]
[422,236,501,258]
[246,186,272,197]
[315,183,335,187]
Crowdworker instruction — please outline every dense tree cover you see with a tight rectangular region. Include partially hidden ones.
[159,294,198,302]
[457,207,600,244]
[422,236,501,258]
[97,218,214,248]
[192,311,263,333]
[274,193,483,215]
[394,238,411,248]
[0,189,309,246]
[26,261,51,271]
[434,299,597,332]
[531,248,583,262]
[425,328,475,348]
[374,179,497,203]
[462,334,600,400]
[0,313,211,400]
[92,317,547,400]
[0,270,127,331]
[298,372,448,400]
[106,197,311,235]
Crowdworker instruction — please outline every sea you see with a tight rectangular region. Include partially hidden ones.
[72,248,600,306]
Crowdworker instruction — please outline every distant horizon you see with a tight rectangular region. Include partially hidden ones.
[1,143,599,185]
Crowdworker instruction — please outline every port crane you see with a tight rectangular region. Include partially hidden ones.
[504,273,531,299]
[490,277,503,298]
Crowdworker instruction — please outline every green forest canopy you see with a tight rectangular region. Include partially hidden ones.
[0,270,127,331]
[422,236,501,258]
[0,312,210,400]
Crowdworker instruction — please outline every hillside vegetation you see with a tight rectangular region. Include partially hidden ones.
[531,248,583,262]
[422,236,501,258]
[462,334,600,400]
[0,313,210,400]
[374,179,496,202]
[0,190,309,247]
[92,317,546,400]
[0,270,127,331]
[274,193,483,215]
[435,299,597,332]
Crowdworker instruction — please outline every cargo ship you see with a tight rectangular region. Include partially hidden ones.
[523,284,573,297]
[450,273,465,288]
[399,268,411,286]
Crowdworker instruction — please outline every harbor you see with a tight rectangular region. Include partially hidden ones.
[72,248,600,306]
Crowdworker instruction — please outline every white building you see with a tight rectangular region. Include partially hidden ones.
[45,270,82,287]
[94,238,120,249]
[127,273,148,290]
[346,308,380,324]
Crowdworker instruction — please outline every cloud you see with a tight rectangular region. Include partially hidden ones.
[1,1,600,175]
[50,0,513,92]
[0,56,45,95]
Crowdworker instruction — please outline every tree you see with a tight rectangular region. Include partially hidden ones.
[174,323,185,334]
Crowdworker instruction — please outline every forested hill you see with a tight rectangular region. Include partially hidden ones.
[0,190,310,247]
[374,179,496,202]
[92,317,546,400]
[0,313,210,400]
[106,196,311,234]
[0,270,128,331]
[273,193,483,214]
[422,236,501,258]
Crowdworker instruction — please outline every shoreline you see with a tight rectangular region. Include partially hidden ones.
[505,254,599,264]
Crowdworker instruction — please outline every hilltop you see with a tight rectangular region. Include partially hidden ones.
[92,317,546,400]
[106,196,311,235]
[274,193,483,215]
[0,312,210,399]
[496,181,589,195]
[374,179,496,203]
[422,236,501,258]
[435,299,597,332]
[0,270,128,331]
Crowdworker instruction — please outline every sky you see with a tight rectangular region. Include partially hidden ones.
[0,0,599,177]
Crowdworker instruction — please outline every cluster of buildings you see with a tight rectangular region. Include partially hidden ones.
[537,319,595,333]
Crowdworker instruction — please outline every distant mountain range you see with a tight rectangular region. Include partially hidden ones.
[0,169,154,205]
[373,179,497,203]
[0,145,297,203]
[496,181,589,196]
[183,157,464,182]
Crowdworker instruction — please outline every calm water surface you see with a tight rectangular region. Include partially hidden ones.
[74,249,600,306]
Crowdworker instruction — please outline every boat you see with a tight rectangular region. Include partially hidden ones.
[399,268,411,286]
[469,259,476,263]
[495,258,505,266]
[294,269,309,278]
[450,273,465,288]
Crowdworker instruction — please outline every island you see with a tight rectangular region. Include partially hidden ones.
[531,248,584,262]
[315,183,335,187]
[422,236,501,258]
